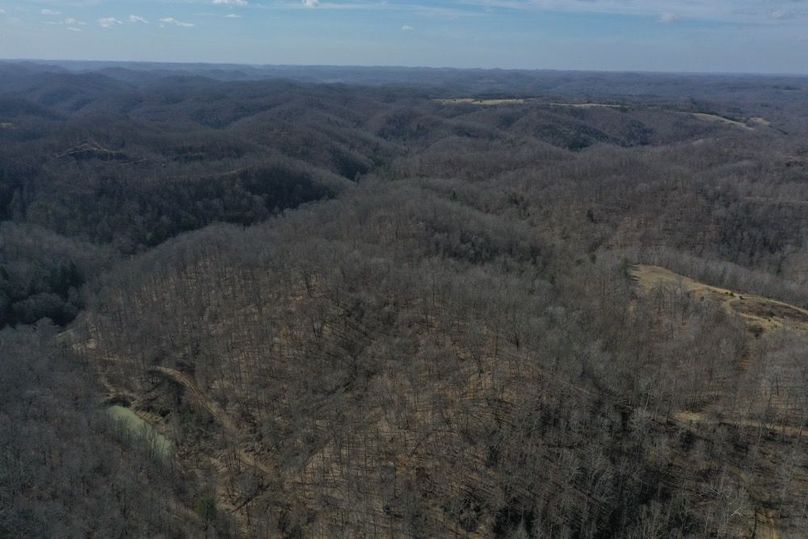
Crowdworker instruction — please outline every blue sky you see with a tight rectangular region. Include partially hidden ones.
[0,0,807,73]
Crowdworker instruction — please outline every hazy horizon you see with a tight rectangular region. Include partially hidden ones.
[4,58,808,79]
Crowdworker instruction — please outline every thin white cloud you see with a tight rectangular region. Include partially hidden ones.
[41,9,61,16]
[67,26,81,32]
[214,0,248,5]
[98,17,122,28]
[225,13,242,18]
[44,16,88,27]
[659,12,679,24]
[401,24,414,31]
[0,8,6,15]
[128,15,148,24]
[159,17,195,27]
[462,0,808,24]
[249,1,473,20]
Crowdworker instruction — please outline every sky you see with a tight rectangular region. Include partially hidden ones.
[0,0,807,74]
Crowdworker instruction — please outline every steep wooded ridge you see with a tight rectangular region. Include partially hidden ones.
[3,62,808,537]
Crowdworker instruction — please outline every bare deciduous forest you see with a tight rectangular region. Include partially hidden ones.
[3,61,808,537]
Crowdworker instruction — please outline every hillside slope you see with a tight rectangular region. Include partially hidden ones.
[3,64,808,537]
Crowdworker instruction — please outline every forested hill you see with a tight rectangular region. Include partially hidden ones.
[10,60,808,104]
[3,63,808,537]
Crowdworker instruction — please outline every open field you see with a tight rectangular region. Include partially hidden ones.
[436,98,627,109]
[108,405,173,457]
[549,102,625,109]
[632,265,808,334]
[691,112,755,130]
[435,97,527,106]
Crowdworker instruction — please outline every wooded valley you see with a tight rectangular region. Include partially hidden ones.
[3,61,808,537]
